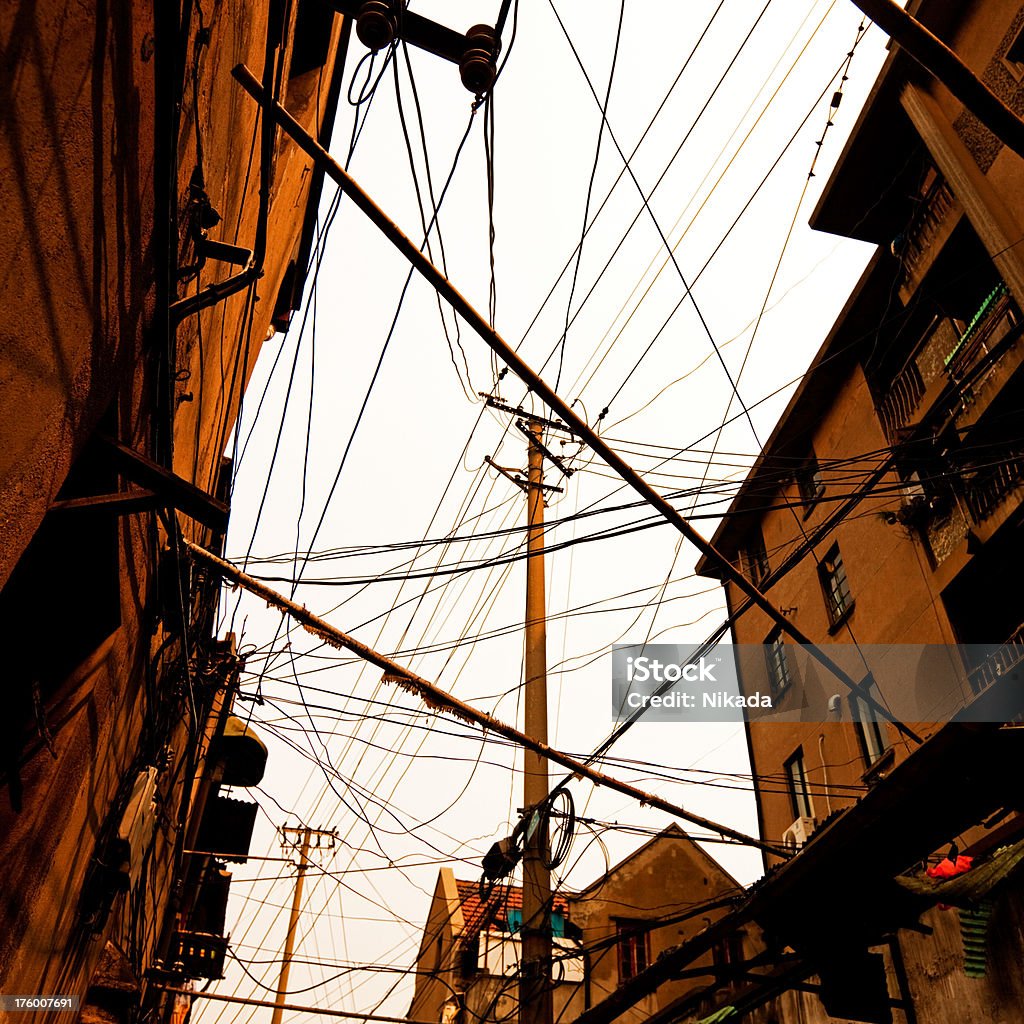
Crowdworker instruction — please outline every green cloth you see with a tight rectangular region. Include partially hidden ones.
[695,1008,738,1024]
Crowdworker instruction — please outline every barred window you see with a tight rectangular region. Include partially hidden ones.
[764,627,791,697]
[797,452,825,509]
[818,544,852,627]
[616,920,650,983]
[743,527,770,586]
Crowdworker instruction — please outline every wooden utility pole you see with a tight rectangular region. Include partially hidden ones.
[520,421,554,1024]
[273,826,336,1024]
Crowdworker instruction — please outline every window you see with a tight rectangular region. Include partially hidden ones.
[796,452,825,510]
[1005,21,1024,79]
[764,627,791,697]
[742,527,770,586]
[851,680,890,766]
[615,921,650,983]
[288,0,334,79]
[712,931,747,989]
[784,748,813,819]
[818,544,853,629]
[284,0,336,119]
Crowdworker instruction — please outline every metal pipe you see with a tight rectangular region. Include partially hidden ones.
[167,6,282,323]
[228,60,918,742]
[182,538,783,855]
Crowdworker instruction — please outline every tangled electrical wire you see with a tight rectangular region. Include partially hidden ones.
[477,789,576,902]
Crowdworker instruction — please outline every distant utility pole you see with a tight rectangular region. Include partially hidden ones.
[272,825,337,1024]
[484,397,573,1024]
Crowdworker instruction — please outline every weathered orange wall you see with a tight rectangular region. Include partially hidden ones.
[0,0,344,1011]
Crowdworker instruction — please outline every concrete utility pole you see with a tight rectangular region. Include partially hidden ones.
[520,421,554,1024]
[273,826,336,1024]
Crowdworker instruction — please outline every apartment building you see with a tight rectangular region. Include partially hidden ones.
[688,1,1024,1020]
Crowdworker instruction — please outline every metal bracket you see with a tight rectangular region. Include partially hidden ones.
[481,393,575,435]
[85,436,230,533]
[484,455,562,495]
[515,419,574,477]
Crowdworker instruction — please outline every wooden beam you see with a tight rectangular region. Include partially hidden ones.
[48,490,160,516]
[97,436,229,533]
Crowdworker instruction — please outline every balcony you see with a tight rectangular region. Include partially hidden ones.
[968,625,1024,697]
[877,362,926,443]
[962,448,1024,523]
[944,285,1019,383]
[899,173,958,298]
[875,289,1022,442]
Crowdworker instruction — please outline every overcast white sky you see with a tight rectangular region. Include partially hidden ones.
[197,2,893,1020]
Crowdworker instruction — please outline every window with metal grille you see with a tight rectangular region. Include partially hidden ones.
[742,527,770,586]
[1004,19,1024,79]
[797,451,825,510]
[616,920,650,984]
[818,544,852,627]
[764,627,791,697]
[785,749,813,819]
[851,682,890,765]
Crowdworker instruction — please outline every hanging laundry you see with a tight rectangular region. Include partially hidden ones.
[695,1007,738,1024]
[927,855,973,880]
[960,900,994,979]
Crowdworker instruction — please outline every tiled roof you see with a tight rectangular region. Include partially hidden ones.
[455,879,569,936]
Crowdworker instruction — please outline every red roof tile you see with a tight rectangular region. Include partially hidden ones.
[455,879,570,936]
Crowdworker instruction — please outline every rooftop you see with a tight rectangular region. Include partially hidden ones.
[454,879,571,936]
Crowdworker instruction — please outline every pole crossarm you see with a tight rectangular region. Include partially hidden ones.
[229,61,919,745]
[184,539,782,855]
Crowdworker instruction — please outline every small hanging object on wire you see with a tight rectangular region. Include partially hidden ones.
[479,817,528,901]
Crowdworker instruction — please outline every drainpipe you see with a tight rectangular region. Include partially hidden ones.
[166,9,282,324]
[818,733,833,816]
[582,946,592,1010]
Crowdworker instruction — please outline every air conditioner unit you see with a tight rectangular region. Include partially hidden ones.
[782,816,816,851]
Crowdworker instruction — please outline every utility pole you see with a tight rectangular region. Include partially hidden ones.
[481,399,571,1024]
[273,825,336,1024]
[520,419,553,1024]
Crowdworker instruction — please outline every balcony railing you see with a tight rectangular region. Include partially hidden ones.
[968,625,1024,696]
[900,175,955,283]
[962,449,1024,522]
[945,285,1018,380]
[875,291,1021,441]
[877,362,926,442]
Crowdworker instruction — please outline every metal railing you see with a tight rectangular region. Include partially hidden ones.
[946,287,1018,380]
[901,176,955,283]
[877,361,926,441]
[963,450,1024,522]
[968,625,1024,695]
